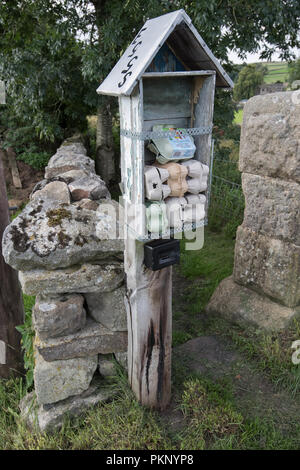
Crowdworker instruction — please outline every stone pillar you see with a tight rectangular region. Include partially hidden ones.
[207,91,300,331]
[2,137,128,432]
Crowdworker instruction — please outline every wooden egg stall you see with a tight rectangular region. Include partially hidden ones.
[97,9,233,409]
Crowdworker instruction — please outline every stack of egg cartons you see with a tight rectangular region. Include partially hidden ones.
[144,125,209,234]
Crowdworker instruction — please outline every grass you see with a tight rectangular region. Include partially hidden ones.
[262,61,289,84]
[1,113,299,449]
[232,62,289,126]
[1,227,300,449]
[234,109,243,125]
[204,316,300,398]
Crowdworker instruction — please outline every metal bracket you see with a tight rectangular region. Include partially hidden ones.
[120,126,212,141]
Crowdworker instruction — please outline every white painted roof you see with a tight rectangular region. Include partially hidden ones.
[97,9,233,97]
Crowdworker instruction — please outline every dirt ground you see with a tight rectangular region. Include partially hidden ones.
[170,268,300,440]
[4,158,43,210]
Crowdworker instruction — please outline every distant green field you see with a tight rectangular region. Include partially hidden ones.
[234,108,243,125]
[261,61,289,84]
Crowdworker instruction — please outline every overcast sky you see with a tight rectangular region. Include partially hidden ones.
[227,48,300,64]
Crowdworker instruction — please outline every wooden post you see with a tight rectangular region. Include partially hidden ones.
[0,149,24,378]
[125,236,172,410]
[96,10,233,410]
[6,147,22,189]
[119,83,172,410]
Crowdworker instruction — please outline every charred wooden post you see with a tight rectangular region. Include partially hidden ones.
[0,149,24,378]
[97,9,233,409]
[125,238,172,409]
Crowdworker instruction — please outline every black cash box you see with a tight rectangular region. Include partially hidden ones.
[144,239,180,271]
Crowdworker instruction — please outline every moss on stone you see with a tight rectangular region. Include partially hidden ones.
[46,208,72,227]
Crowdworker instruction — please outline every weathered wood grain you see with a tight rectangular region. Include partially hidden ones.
[125,237,172,409]
[0,150,24,378]
[7,147,22,189]
[120,79,172,409]
[193,74,216,166]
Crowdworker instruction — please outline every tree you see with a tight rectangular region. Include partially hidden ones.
[288,58,300,89]
[0,1,93,152]
[233,64,267,101]
[0,150,24,378]
[0,0,299,172]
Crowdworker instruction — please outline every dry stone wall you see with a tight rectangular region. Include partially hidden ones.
[207,91,300,331]
[2,136,127,432]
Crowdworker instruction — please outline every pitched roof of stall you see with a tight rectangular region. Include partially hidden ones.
[97,9,233,97]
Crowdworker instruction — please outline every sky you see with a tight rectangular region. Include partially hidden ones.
[228,48,300,64]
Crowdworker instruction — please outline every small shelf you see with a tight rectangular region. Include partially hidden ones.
[142,70,216,78]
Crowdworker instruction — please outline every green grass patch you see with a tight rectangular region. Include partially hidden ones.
[262,61,289,84]
[176,375,300,450]
[0,371,174,450]
[171,229,236,344]
[179,229,235,283]
[1,227,300,449]
[204,315,300,397]
[234,109,243,125]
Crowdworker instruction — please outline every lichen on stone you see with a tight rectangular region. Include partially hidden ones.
[46,208,72,227]
[74,234,88,247]
[57,231,72,248]
[29,204,43,217]
[10,224,30,252]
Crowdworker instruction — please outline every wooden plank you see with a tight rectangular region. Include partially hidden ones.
[143,70,216,78]
[120,82,172,410]
[7,147,22,189]
[193,74,216,221]
[0,149,24,378]
[143,117,189,132]
[97,10,233,97]
[125,238,172,410]
[145,43,185,73]
[167,22,233,88]
[193,74,216,166]
[120,81,146,239]
[131,80,145,237]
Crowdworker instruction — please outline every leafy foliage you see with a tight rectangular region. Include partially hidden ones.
[233,64,267,101]
[288,58,300,89]
[0,0,299,159]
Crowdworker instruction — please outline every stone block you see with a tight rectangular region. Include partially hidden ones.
[44,151,95,178]
[31,181,71,204]
[34,351,97,405]
[35,318,127,361]
[55,142,87,155]
[47,152,94,172]
[68,175,110,201]
[19,262,124,296]
[85,286,127,331]
[239,92,300,183]
[242,173,300,245]
[98,354,117,377]
[206,276,300,331]
[114,351,128,371]
[234,226,300,308]
[32,294,86,340]
[55,169,90,184]
[20,378,115,433]
[2,199,124,271]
